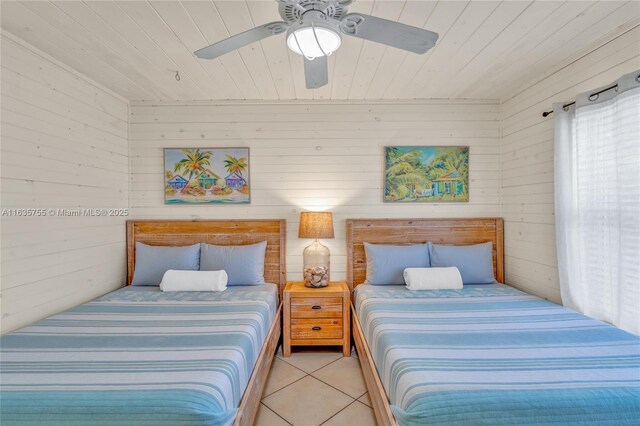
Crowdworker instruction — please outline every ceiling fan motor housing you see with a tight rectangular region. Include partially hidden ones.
[278,0,351,24]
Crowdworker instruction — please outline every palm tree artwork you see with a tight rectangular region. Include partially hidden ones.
[224,155,248,177]
[384,146,469,202]
[164,148,250,205]
[173,149,212,186]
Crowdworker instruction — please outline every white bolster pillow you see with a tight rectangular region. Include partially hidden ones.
[403,267,463,290]
[160,270,228,292]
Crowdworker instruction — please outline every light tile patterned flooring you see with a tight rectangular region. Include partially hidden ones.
[256,347,377,426]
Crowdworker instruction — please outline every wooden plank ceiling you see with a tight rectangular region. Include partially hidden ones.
[2,0,638,101]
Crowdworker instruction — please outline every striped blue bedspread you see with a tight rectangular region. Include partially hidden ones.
[354,284,640,425]
[0,284,278,426]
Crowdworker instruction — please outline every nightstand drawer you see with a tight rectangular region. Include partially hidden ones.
[291,297,342,318]
[290,318,343,340]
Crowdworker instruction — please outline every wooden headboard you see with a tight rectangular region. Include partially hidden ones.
[126,220,286,291]
[346,218,504,289]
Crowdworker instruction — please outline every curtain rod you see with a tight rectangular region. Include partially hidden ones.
[541,83,619,117]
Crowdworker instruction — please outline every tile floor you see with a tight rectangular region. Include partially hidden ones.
[256,347,377,426]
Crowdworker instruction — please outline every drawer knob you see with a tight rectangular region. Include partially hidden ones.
[312,326,322,331]
[312,305,322,310]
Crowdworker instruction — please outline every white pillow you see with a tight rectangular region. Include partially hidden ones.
[160,270,228,292]
[404,267,463,290]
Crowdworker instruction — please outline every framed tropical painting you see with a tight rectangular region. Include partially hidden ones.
[164,148,250,204]
[384,146,469,202]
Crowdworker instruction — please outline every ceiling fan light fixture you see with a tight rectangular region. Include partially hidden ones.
[287,26,341,59]
[194,0,440,89]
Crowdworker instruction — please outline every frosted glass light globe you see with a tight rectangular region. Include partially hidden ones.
[287,27,341,59]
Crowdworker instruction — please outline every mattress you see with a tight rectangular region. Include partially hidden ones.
[354,283,640,425]
[0,284,278,426]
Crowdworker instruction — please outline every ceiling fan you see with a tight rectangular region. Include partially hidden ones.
[194,0,439,89]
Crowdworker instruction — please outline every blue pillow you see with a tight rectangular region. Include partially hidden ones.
[131,242,200,286]
[428,241,495,284]
[200,241,267,285]
[364,242,430,285]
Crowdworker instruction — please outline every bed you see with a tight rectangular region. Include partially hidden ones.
[347,218,640,426]
[0,219,287,426]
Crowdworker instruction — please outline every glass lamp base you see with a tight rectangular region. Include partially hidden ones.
[303,240,330,288]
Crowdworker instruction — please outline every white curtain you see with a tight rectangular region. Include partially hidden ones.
[554,70,640,335]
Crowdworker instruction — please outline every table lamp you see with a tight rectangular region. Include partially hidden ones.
[298,211,334,288]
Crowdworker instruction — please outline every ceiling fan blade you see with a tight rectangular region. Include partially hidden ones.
[304,56,328,89]
[340,14,438,54]
[195,22,288,59]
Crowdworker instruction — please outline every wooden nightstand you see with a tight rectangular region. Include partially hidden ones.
[283,281,351,357]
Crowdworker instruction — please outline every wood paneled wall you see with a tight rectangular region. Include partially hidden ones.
[0,33,129,333]
[129,99,502,281]
[7,22,633,330]
[500,26,640,303]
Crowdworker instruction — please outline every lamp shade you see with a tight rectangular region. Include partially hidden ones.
[298,212,334,239]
